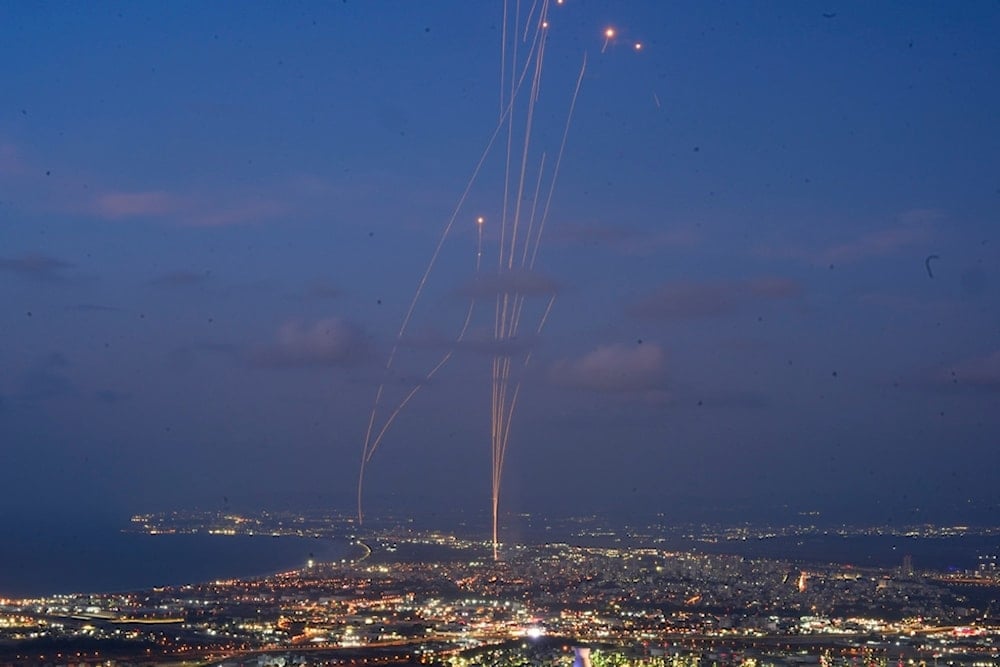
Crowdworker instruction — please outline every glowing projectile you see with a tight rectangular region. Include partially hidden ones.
[601,27,616,53]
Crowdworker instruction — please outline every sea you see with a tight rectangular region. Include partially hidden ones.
[0,519,349,598]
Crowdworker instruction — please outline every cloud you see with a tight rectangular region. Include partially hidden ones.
[939,350,1000,393]
[149,270,212,287]
[94,191,176,218]
[458,269,559,298]
[187,199,287,227]
[755,211,937,266]
[821,226,929,264]
[90,189,286,227]
[10,158,371,230]
[0,254,74,281]
[252,318,369,368]
[629,277,801,319]
[1,144,285,228]
[550,342,667,392]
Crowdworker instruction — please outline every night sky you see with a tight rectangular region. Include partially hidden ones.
[2,2,998,526]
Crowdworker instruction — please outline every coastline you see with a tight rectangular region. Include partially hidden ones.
[0,529,350,599]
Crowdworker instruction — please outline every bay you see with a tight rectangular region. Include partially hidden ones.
[0,520,348,598]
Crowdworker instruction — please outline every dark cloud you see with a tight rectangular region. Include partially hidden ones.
[0,254,74,281]
[457,269,559,298]
[252,317,369,368]
[550,343,667,393]
[149,270,212,287]
[629,277,801,319]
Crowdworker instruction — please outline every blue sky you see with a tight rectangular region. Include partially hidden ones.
[1,1,998,525]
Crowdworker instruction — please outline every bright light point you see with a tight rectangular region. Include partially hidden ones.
[542,21,549,29]
[605,27,616,38]
[476,216,485,224]
[556,0,563,4]
[634,42,643,51]
[525,626,545,639]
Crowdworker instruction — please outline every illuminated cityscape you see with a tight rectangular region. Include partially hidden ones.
[1,512,998,667]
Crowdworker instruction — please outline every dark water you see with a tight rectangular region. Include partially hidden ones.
[496,522,1000,572]
[0,522,348,598]
[645,534,1000,571]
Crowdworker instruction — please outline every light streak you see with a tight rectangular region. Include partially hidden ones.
[357,1,593,563]
[357,0,555,525]
[602,27,615,54]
